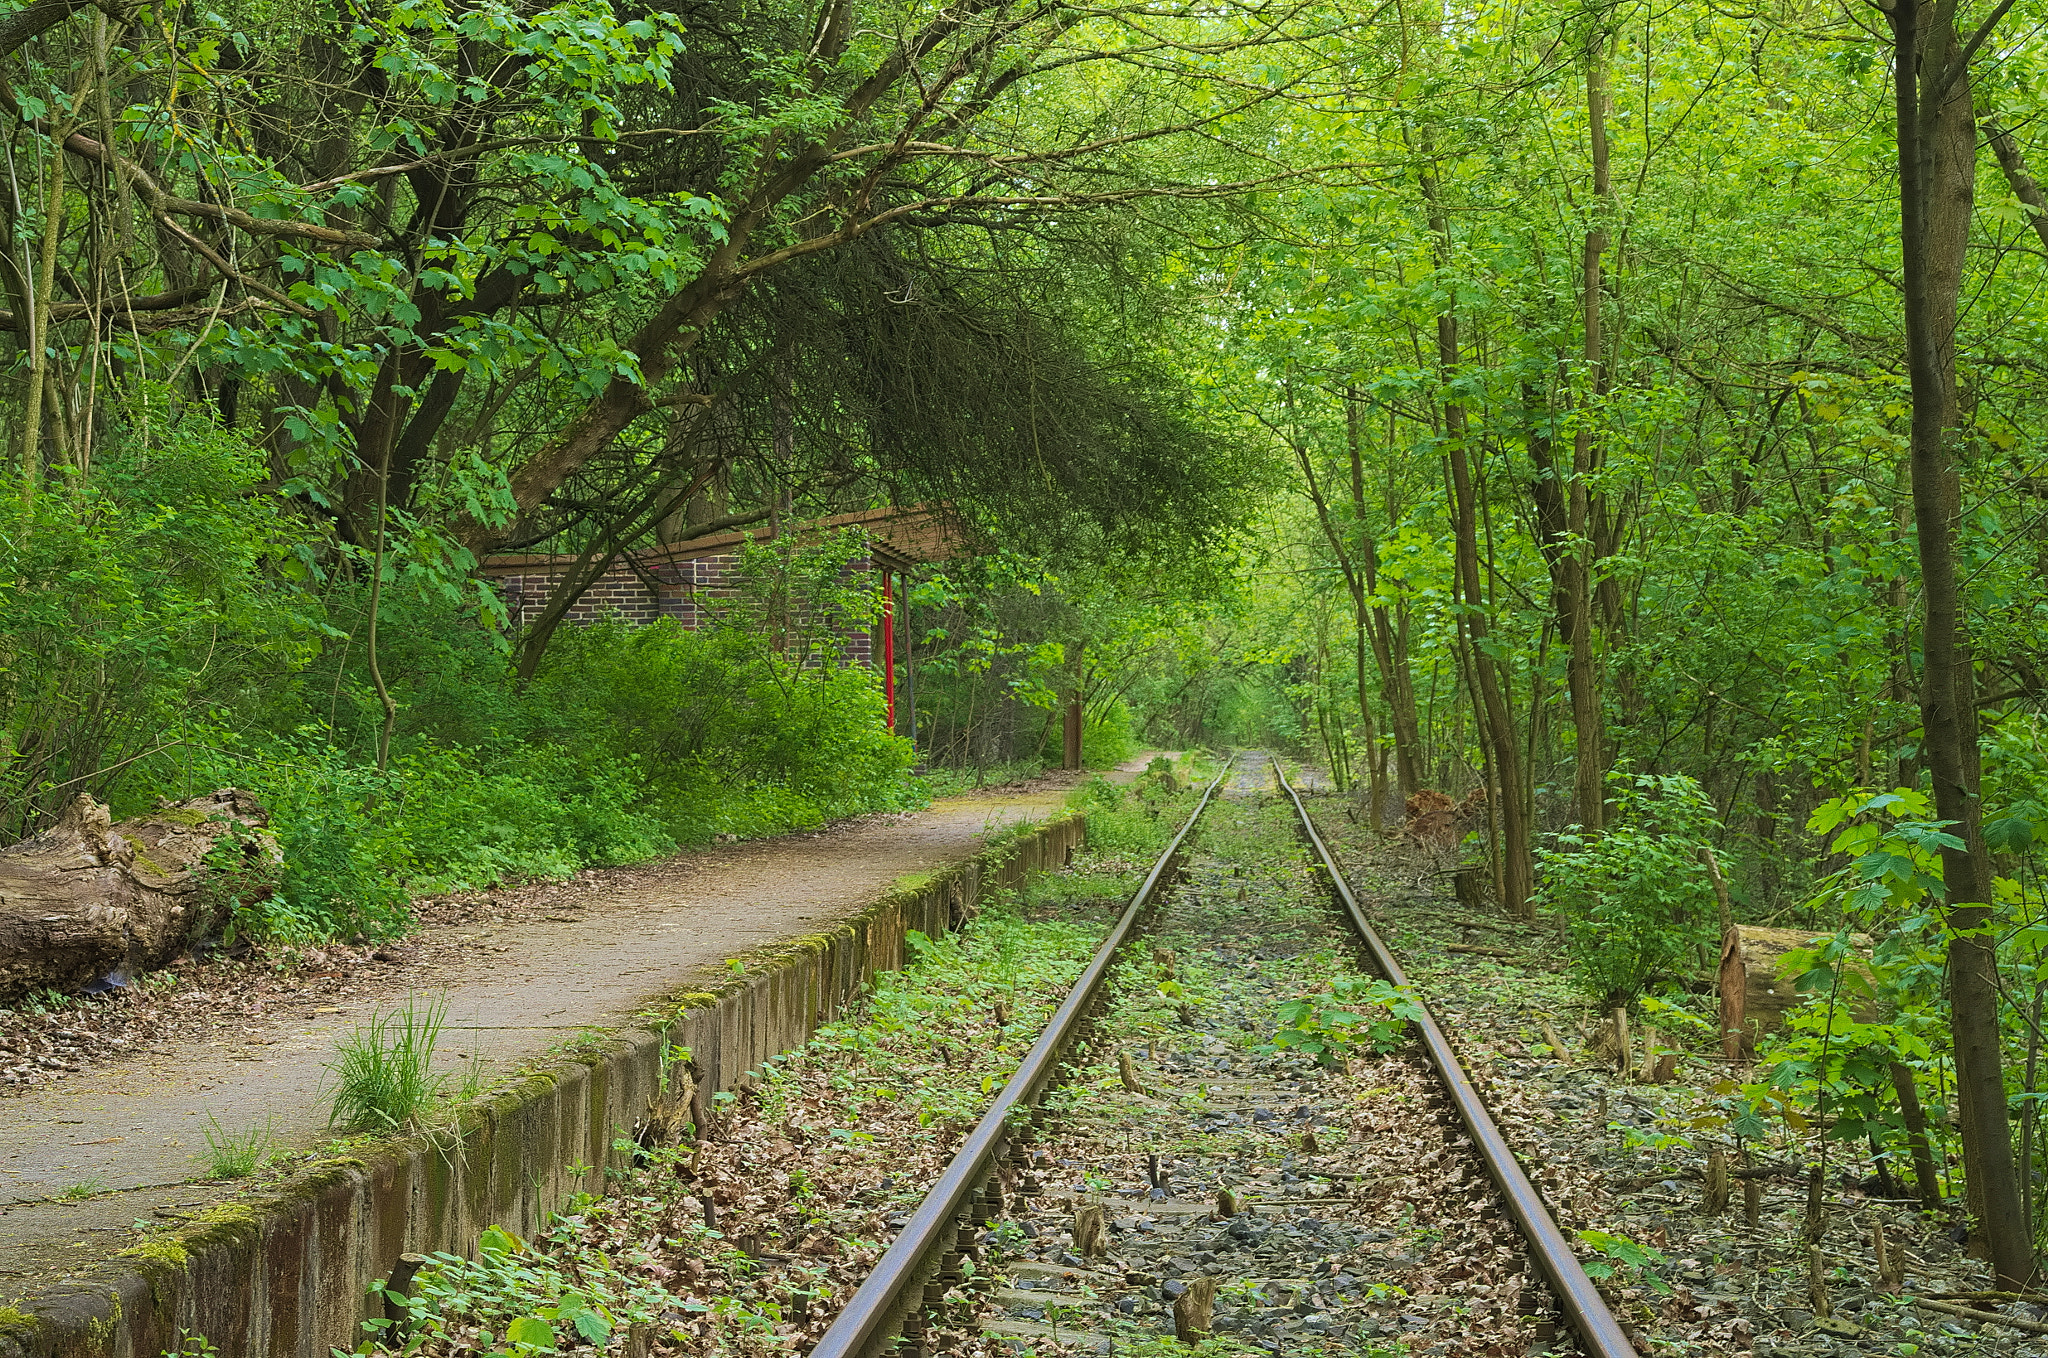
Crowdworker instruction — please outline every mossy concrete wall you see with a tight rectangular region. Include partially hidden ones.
[2,813,1085,1358]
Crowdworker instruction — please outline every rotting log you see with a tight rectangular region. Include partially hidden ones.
[0,789,273,1001]
[1718,924,1873,1059]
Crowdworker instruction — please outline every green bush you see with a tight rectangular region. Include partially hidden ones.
[389,742,674,891]
[1081,698,1137,768]
[528,616,918,833]
[168,611,920,946]
[1533,772,1723,1011]
[0,402,320,837]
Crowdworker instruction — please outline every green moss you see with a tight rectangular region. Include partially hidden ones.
[116,1238,189,1268]
[0,1306,39,1337]
[192,1202,256,1227]
[177,1201,260,1252]
[152,808,212,827]
[82,1291,120,1351]
[300,1156,366,1173]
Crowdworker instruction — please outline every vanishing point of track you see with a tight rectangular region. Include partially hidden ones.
[807,756,1638,1358]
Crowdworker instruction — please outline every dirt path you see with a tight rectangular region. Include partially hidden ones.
[0,761,1166,1284]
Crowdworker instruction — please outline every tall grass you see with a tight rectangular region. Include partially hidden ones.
[328,994,448,1132]
[200,1115,276,1178]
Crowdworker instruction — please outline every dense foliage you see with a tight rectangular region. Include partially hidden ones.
[9,0,2048,1276]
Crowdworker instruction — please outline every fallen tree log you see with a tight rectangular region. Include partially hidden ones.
[1718,923,1873,1060]
[0,790,273,1003]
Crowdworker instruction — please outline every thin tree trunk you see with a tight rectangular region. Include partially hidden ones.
[19,134,66,494]
[1442,319,1531,914]
[1888,0,2030,1288]
[1981,107,2048,254]
[1566,27,1610,834]
[1348,394,1423,800]
[367,436,397,772]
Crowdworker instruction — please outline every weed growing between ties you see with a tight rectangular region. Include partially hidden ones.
[962,794,1502,1356]
[343,777,1198,1358]
[328,993,449,1132]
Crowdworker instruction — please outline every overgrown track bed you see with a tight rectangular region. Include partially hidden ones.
[340,764,1641,1358]
[1298,786,2042,1358]
[822,757,1634,1358]
[328,772,1205,1358]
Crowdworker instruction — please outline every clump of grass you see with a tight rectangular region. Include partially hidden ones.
[200,1115,275,1178]
[54,1176,106,1200]
[327,994,448,1132]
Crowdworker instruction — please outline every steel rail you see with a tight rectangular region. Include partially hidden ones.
[1273,761,1639,1358]
[808,757,1234,1358]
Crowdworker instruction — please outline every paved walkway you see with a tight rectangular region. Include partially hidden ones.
[0,766,1156,1285]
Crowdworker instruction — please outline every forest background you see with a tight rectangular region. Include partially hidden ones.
[5,0,2048,1283]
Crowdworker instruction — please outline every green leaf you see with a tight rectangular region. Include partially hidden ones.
[504,1316,554,1350]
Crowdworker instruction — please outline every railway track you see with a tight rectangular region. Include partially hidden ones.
[807,753,1639,1358]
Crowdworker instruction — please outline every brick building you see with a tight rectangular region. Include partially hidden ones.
[480,505,956,729]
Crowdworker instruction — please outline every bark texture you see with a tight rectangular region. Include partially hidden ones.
[1889,0,2031,1286]
[0,789,272,1002]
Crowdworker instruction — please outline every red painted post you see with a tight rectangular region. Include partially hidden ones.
[881,569,896,730]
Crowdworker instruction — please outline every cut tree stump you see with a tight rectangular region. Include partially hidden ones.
[0,789,274,1002]
[1718,924,1872,1059]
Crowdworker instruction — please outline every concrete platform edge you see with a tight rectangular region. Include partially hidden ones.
[0,813,1086,1358]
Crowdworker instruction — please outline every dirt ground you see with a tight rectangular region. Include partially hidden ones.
[0,762,1161,1290]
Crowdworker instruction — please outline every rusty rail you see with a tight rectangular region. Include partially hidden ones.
[807,758,1233,1358]
[1273,760,1639,1358]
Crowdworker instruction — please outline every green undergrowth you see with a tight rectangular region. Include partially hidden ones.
[990,792,1417,1358]
[342,827,1165,1358]
[153,612,924,949]
[1068,754,1208,858]
[7,498,925,953]
[912,757,1049,798]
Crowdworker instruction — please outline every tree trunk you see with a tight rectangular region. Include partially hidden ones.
[0,790,273,1002]
[1063,640,1084,769]
[1418,150,1531,914]
[1566,25,1611,834]
[1348,393,1424,800]
[1441,322,1532,915]
[1888,0,2030,1288]
[1362,534,1423,797]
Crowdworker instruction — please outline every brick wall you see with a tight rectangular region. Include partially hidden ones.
[491,550,878,668]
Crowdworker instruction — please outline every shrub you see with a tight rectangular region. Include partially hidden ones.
[152,606,922,946]
[0,402,321,838]
[1533,772,1723,1011]
[527,616,917,836]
